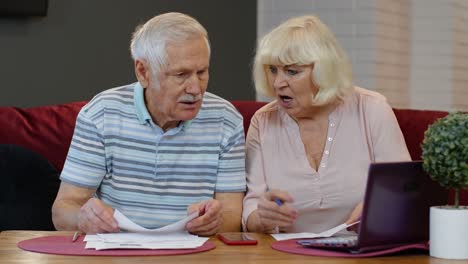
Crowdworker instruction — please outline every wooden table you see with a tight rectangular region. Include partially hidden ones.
[0,231,463,264]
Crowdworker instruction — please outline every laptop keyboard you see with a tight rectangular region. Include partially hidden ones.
[297,235,358,248]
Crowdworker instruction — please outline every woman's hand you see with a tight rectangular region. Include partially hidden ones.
[256,189,298,232]
[345,201,363,231]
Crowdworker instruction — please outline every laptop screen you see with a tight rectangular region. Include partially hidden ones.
[297,161,448,253]
[357,161,448,250]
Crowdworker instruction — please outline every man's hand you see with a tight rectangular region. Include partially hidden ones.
[78,198,120,234]
[185,199,222,236]
[53,182,119,233]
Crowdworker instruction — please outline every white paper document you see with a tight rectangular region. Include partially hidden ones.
[84,233,209,250]
[84,210,208,250]
[114,210,199,233]
[271,221,360,241]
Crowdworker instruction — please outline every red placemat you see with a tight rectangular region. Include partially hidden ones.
[18,235,215,256]
[272,240,429,258]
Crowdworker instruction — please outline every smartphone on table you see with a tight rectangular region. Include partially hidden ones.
[216,232,258,245]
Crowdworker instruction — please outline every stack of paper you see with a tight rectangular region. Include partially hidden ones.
[271,221,360,241]
[84,210,209,250]
[84,233,209,250]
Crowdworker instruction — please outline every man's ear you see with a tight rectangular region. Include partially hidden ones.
[134,59,150,88]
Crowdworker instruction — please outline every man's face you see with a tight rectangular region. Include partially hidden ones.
[143,37,210,130]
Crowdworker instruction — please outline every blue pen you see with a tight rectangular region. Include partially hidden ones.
[273,198,284,233]
[274,198,283,206]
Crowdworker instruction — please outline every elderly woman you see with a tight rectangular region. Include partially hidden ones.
[242,15,411,233]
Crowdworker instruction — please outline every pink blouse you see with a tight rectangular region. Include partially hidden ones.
[242,87,411,233]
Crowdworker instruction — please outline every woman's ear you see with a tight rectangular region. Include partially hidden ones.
[134,60,150,88]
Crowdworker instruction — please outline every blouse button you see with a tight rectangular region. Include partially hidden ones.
[330,123,335,127]
[321,163,326,168]
[327,137,333,141]
[324,150,329,155]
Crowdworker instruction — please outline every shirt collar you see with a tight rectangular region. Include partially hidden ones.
[133,82,195,130]
[134,82,152,125]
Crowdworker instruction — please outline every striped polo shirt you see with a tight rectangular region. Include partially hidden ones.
[60,82,246,228]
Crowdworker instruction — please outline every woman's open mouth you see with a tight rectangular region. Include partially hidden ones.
[279,95,292,103]
[278,95,293,108]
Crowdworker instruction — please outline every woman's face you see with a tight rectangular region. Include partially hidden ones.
[266,64,318,118]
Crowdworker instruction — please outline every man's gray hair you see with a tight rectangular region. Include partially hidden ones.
[130,12,210,77]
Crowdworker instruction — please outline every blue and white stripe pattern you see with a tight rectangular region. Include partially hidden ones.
[60,82,246,228]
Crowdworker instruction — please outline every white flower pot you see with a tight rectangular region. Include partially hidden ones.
[430,206,468,259]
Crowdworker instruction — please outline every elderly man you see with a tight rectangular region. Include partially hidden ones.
[52,12,246,236]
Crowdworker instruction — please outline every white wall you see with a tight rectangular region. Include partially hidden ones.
[410,0,453,110]
[258,0,468,111]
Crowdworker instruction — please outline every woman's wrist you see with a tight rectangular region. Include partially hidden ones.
[247,210,278,233]
[246,210,264,232]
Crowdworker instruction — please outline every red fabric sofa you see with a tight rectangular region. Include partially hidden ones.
[0,100,465,230]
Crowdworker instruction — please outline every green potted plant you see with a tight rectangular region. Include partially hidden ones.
[421,112,468,259]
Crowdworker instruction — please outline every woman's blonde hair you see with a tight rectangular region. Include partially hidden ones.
[253,15,353,105]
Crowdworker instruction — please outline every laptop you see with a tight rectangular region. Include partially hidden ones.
[297,161,448,253]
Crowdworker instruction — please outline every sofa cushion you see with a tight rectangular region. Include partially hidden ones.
[1,100,465,207]
[0,144,59,231]
[0,101,451,169]
[393,109,448,160]
[231,101,267,135]
[0,101,86,171]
